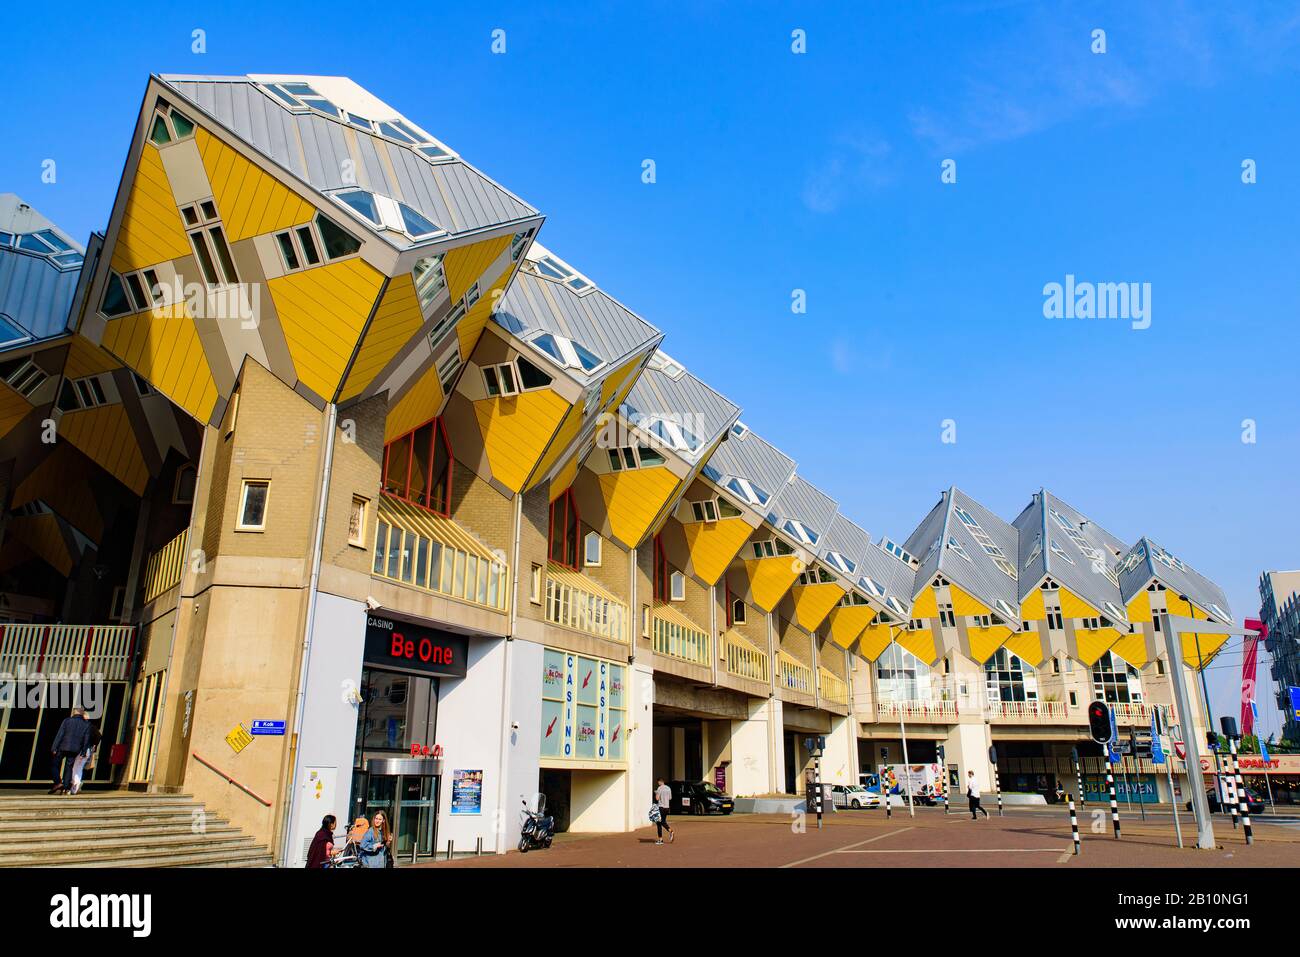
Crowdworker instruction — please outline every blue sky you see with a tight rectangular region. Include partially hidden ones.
[4,1,1297,737]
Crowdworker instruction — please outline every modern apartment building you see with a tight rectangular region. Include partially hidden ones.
[1260,570,1300,742]
[0,74,1237,863]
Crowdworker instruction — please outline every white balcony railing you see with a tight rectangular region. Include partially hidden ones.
[986,700,1071,721]
[724,631,769,684]
[876,699,960,721]
[652,606,710,666]
[545,563,627,643]
[778,651,814,695]
[1111,702,1152,724]
[0,623,137,680]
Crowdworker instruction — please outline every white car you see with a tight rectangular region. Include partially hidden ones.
[830,784,880,809]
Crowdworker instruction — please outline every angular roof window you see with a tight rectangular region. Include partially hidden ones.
[530,333,603,373]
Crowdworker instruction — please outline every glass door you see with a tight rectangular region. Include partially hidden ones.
[393,774,438,859]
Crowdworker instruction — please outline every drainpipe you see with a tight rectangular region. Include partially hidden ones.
[494,491,524,853]
[278,402,338,865]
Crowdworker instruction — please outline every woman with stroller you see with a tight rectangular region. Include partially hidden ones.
[359,810,394,868]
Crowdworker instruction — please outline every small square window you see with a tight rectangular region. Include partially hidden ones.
[237,480,269,531]
[172,465,197,505]
[584,531,602,567]
[349,495,368,547]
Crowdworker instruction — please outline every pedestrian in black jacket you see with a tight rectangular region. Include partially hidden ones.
[50,708,92,794]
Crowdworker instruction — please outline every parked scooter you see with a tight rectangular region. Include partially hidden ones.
[518,793,555,853]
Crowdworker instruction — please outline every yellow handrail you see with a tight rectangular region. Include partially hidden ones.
[373,498,508,611]
[545,567,627,643]
[142,529,188,604]
[778,650,813,694]
[818,666,849,706]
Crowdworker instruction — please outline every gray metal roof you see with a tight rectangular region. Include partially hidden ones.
[942,487,1021,621]
[493,262,661,383]
[701,422,797,514]
[857,542,916,618]
[0,194,83,350]
[1122,537,1234,624]
[160,76,538,241]
[622,351,740,466]
[1013,490,1129,621]
[822,514,873,574]
[766,475,838,557]
[902,494,948,593]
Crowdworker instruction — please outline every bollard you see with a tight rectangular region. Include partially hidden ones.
[942,780,950,815]
[1221,753,1239,830]
[446,840,454,861]
[1106,768,1121,839]
[1074,756,1086,807]
[1230,739,1253,846]
[1068,794,1080,856]
[993,764,1003,817]
[476,837,483,856]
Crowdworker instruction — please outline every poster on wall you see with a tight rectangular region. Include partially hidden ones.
[540,648,627,764]
[450,769,483,815]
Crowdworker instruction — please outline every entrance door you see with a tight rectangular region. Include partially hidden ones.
[360,773,438,860]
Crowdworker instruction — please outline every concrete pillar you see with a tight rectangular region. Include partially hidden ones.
[671,726,687,779]
[822,714,854,785]
[728,697,774,797]
[944,721,992,792]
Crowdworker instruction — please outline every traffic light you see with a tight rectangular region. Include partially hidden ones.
[1206,730,1219,752]
[1087,700,1112,744]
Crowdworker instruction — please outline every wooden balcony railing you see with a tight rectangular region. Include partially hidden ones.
[545,563,627,643]
[724,631,769,683]
[0,623,136,680]
[986,700,1071,721]
[778,650,814,695]
[818,667,849,707]
[652,606,710,666]
[142,529,188,604]
[876,700,960,721]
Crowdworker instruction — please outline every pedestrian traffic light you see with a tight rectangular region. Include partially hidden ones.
[1206,730,1219,752]
[1087,700,1112,744]
[1219,716,1238,739]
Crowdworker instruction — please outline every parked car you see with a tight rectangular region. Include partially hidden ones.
[1186,788,1265,816]
[669,780,735,815]
[830,784,879,809]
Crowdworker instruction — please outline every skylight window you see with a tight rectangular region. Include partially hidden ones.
[648,352,686,379]
[1118,543,1147,575]
[724,476,769,508]
[0,314,29,347]
[330,189,444,241]
[529,333,604,373]
[1025,533,1042,568]
[861,576,886,598]
[266,82,341,117]
[886,596,908,617]
[882,539,915,565]
[9,229,82,270]
[826,551,856,576]
[1103,601,1127,623]
[1049,539,1075,565]
[641,416,700,453]
[995,599,1017,620]
[531,254,596,295]
[782,519,819,547]
[946,537,972,562]
[730,421,749,439]
[1208,603,1230,622]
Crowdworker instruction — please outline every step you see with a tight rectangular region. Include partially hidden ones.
[0,821,243,845]
[0,801,206,821]
[0,816,233,837]
[44,846,274,868]
[0,808,217,831]
[0,797,201,815]
[4,834,259,867]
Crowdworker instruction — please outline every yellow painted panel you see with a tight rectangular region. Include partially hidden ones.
[600,352,644,409]
[101,301,218,423]
[526,402,582,491]
[64,337,121,380]
[13,447,103,542]
[57,405,149,495]
[268,257,385,399]
[385,360,445,443]
[473,388,571,493]
[742,556,801,613]
[1020,588,1045,621]
[597,466,681,547]
[828,604,876,649]
[8,514,72,577]
[948,584,988,617]
[195,128,315,243]
[444,234,513,304]
[0,382,32,439]
[965,625,1011,664]
[1003,630,1048,667]
[549,453,582,502]
[682,517,752,586]
[1126,589,1153,623]
[911,585,938,619]
[1165,592,1194,618]
[790,582,845,633]
[1110,631,1151,669]
[856,621,895,661]
[110,144,192,275]
[1058,588,1099,619]
[1073,627,1120,666]
[897,628,937,665]
[456,267,515,360]
[340,274,423,401]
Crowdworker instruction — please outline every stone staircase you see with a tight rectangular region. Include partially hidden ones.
[0,791,274,867]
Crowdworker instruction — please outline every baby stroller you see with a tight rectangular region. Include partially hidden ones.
[330,817,369,869]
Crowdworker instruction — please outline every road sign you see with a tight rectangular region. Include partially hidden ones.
[1174,740,1186,760]
[1290,687,1300,721]
[225,724,253,754]
[1107,710,1121,762]
[1150,714,1165,764]
[251,720,286,736]
[1131,729,1154,759]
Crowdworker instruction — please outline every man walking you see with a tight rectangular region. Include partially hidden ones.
[966,770,989,820]
[654,778,674,845]
[50,707,93,795]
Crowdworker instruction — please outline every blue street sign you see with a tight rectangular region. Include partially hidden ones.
[1290,687,1300,722]
[1107,711,1120,763]
[250,720,286,736]
[1252,701,1271,762]
[1150,713,1165,765]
